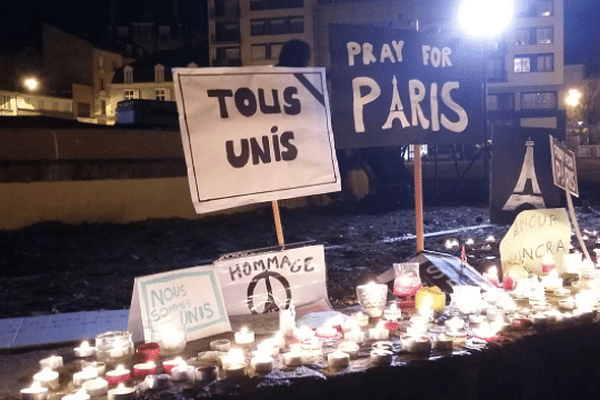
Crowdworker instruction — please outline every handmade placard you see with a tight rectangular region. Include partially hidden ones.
[172,66,341,214]
[550,135,579,197]
[127,266,231,343]
[213,244,331,317]
[500,208,571,275]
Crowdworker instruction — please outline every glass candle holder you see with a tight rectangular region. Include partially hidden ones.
[95,331,134,365]
[356,282,388,318]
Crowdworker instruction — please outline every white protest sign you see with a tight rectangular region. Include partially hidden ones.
[500,208,571,275]
[213,244,331,317]
[172,66,341,214]
[550,135,579,197]
[127,266,231,343]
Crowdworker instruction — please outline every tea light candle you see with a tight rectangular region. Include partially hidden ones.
[369,322,390,340]
[195,365,219,382]
[33,367,59,390]
[39,355,63,370]
[282,343,303,366]
[107,383,134,400]
[301,337,323,363]
[108,340,130,359]
[351,311,370,327]
[316,325,339,338]
[162,357,184,375]
[143,374,170,390]
[251,352,274,374]
[221,348,246,377]
[542,270,563,291]
[294,325,316,341]
[136,342,160,362]
[82,361,106,377]
[279,306,296,336]
[74,341,95,358]
[73,366,98,387]
[344,328,366,343]
[171,361,195,381]
[338,341,359,359]
[209,339,231,352]
[370,348,393,365]
[541,253,555,274]
[234,326,255,345]
[384,302,402,321]
[81,378,108,397]
[62,389,90,400]
[132,361,157,380]
[327,349,350,369]
[20,382,48,400]
[105,365,130,386]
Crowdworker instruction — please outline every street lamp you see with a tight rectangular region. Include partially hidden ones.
[23,77,39,91]
[458,0,514,39]
[565,88,582,108]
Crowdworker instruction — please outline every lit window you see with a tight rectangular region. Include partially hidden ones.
[124,90,136,100]
[155,89,168,101]
[514,57,530,73]
[522,91,556,109]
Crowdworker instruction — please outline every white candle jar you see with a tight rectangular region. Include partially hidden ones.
[356,282,388,318]
[95,331,134,365]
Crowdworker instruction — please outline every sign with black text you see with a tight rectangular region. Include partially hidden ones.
[550,135,579,197]
[173,67,341,214]
[328,24,485,149]
[213,245,331,317]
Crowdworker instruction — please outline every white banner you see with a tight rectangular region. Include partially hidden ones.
[173,66,341,214]
[213,245,330,317]
[127,266,231,343]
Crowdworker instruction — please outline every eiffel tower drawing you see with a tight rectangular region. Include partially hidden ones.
[502,138,546,210]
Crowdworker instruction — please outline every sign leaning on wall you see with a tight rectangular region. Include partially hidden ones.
[173,67,341,214]
[328,23,485,149]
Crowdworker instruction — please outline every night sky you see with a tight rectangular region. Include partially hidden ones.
[1,0,599,64]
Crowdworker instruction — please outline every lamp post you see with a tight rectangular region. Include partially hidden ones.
[23,77,39,92]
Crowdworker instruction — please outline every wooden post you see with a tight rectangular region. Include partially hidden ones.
[271,200,285,248]
[565,192,592,261]
[414,145,424,253]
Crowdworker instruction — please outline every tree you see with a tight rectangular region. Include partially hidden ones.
[567,78,600,144]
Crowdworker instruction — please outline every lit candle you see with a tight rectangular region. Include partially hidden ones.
[81,377,108,398]
[279,304,296,336]
[195,365,219,382]
[33,367,59,390]
[368,322,390,340]
[132,361,157,380]
[209,339,231,352]
[143,374,170,390]
[61,389,90,400]
[369,348,393,365]
[105,365,130,386]
[171,361,195,381]
[107,383,134,400]
[81,361,106,377]
[234,326,255,345]
[541,253,555,274]
[73,366,98,387]
[338,341,359,359]
[294,325,316,342]
[350,311,370,327]
[542,269,563,292]
[157,326,187,356]
[283,344,304,367]
[301,337,323,363]
[221,348,247,378]
[444,316,465,334]
[356,282,388,318]
[162,357,184,375]
[327,349,350,369]
[39,355,63,371]
[315,325,339,339]
[136,342,160,363]
[108,340,130,359]
[401,334,432,354]
[74,341,95,358]
[20,382,48,400]
[344,328,366,344]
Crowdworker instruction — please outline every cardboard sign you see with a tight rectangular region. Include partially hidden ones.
[550,135,579,197]
[172,66,341,214]
[328,24,485,149]
[499,208,571,275]
[213,244,331,317]
[127,266,231,343]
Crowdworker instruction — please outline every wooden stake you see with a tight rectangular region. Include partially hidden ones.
[565,191,592,261]
[271,200,285,248]
[414,145,424,253]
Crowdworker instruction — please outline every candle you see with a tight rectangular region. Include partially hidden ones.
[279,304,296,336]
[283,345,304,367]
[369,348,393,365]
[338,341,359,359]
[81,361,106,377]
[39,355,63,370]
[368,322,390,340]
[33,367,59,390]
[209,339,231,352]
[315,325,339,339]
[234,326,255,345]
[62,389,90,400]
[444,316,465,333]
[542,269,563,291]
[132,361,157,380]
[136,342,160,362]
[294,325,316,341]
[327,349,350,369]
[221,348,247,378]
[20,382,48,400]
[195,365,219,382]
[301,337,323,363]
[251,352,274,374]
[171,362,195,381]
[143,374,170,390]
[162,357,184,375]
[344,328,366,344]
[73,366,98,387]
[356,282,388,317]
[401,335,432,354]
[105,365,130,386]
[541,253,555,274]
[350,311,370,327]
[384,302,402,321]
[107,383,134,400]
[81,378,108,398]
[74,341,95,358]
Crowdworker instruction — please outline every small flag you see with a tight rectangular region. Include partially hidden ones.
[461,245,466,266]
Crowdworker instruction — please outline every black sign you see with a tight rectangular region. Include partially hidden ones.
[328,24,485,149]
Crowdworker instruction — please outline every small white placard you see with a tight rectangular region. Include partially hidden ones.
[500,208,571,275]
[213,244,331,316]
[127,266,231,343]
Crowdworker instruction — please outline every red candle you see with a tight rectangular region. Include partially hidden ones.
[136,342,160,362]
[106,365,131,386]
[132,362,157,380]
